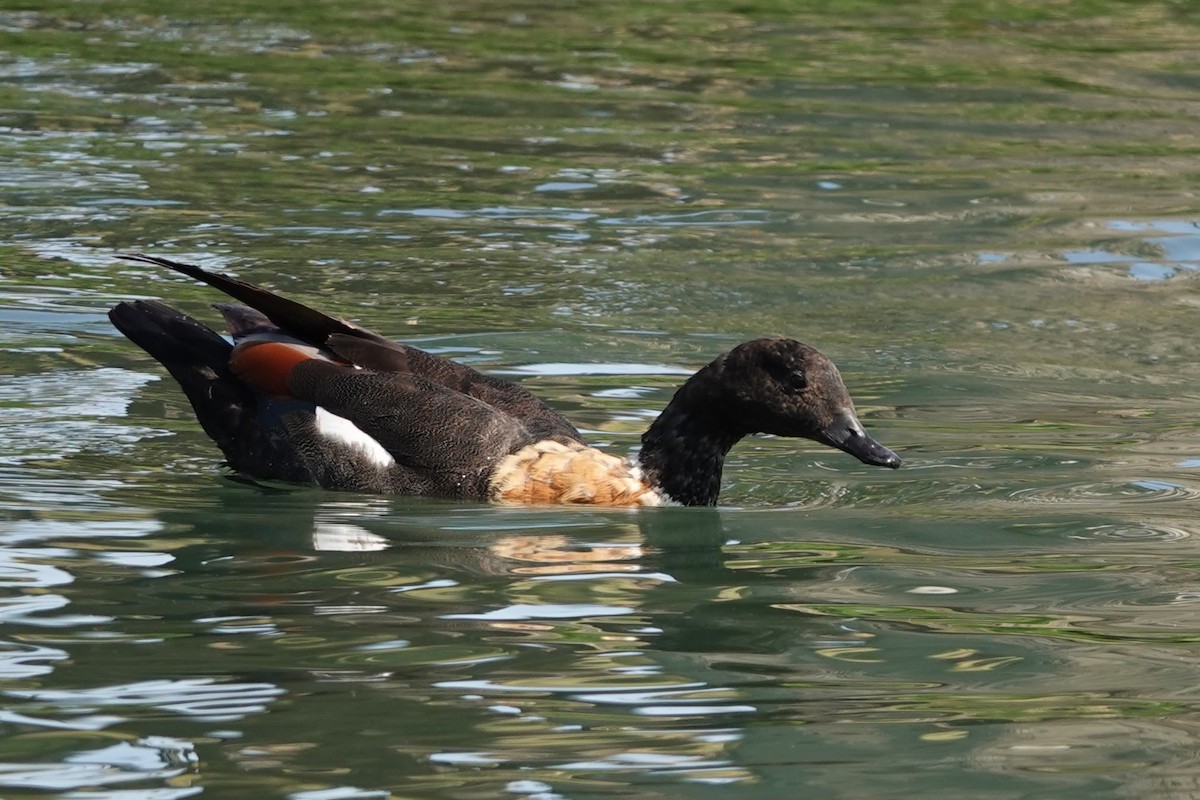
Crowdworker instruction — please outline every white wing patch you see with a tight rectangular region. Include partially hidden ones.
[314,406,395,469]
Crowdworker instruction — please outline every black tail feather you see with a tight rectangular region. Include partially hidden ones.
[117,253,374,347]
[213,302,278,338]
[109,300,313,484]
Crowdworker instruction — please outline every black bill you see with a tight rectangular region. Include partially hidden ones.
[816,408,902,469]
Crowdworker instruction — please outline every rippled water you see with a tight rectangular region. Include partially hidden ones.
[3,2,1200,798]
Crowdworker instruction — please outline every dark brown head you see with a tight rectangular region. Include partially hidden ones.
[714,338,901,468]
[638,337,901,505]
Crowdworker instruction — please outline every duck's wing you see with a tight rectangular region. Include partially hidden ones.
[322,334,580,442]
[229,340,537,498]
[117,253,584,444]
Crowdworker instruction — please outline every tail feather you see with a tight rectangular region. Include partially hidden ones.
[108,300,313,484]
[213,302,279,338]
[109,300,233,389]
[117,253,375,347]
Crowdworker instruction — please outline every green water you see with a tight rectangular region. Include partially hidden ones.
[3,1,1200,797]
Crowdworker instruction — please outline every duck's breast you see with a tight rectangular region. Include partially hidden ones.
[489,440,665,507]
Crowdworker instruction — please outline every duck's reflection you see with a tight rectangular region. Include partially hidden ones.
[144,482,871,789]
[300,488,731,584]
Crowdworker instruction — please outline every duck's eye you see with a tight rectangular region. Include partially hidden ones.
[765,359,807,394]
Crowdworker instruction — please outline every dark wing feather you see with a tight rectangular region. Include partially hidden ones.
[325,334,583,443]
[287,359,536,499]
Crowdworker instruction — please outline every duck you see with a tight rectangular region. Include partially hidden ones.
[109,254,901,506]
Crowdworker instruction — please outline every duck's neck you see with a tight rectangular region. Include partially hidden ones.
[638,367,745,507]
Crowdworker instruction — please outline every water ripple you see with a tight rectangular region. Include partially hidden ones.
[0,594,111,628]
[555,751,746,783]
[0,737,199,794]
[7,678,286,724]
[1072,523,1195,542]
[598,209,775,227]
[1011,479,1200,505]
[0,368,163,465]
[443,603,636,621]
[0,641,69,679]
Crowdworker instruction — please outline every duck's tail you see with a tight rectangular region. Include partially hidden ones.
[108,299,313,484]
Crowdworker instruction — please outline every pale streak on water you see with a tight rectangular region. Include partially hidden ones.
[2,3,1200,799]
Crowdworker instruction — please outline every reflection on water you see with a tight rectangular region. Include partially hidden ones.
[0,737,199,794]
[4,0,1200,798]
[5,478,1199,796]
[0,368,162,465]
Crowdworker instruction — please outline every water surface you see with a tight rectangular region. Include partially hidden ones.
[3,2,1200,798]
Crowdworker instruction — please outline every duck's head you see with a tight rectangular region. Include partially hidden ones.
[718,338,901,468]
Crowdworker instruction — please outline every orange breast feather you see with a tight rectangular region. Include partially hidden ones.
[490,440,664,507]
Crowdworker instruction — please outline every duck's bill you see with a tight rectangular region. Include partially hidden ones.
[817,409,902,469]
